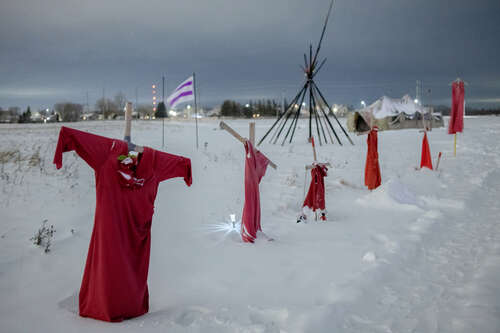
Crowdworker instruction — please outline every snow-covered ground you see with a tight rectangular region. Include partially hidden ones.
[1,117,499,332]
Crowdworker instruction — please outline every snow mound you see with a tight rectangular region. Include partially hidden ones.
[356,179,420,211]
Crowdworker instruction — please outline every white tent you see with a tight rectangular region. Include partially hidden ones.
[348,95,443,133]
[362,95,429,119]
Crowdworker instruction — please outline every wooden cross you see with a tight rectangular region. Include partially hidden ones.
[305,136,331,170]
[124,102,144,153]
[219,121,277,170]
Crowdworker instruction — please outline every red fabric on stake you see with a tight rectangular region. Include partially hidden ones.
[53,127,192,322]
[241,141,270,243]
[420,132,433,170]
[303,164,328,211]
[449,81,465,134]
[364,128,381,190]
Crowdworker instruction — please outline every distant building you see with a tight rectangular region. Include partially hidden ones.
[80,112,100,121]
[0,108,19,123]
[331,104,349,117]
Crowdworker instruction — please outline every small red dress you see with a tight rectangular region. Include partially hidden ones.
[53,126,192,322]
[303,164,328,212]
[364,128,381,190]
[420,132,433,170]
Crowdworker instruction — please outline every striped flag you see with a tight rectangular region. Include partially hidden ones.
[167,76,194,108]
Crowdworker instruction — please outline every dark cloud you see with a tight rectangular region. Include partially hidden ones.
[1,0,499,109]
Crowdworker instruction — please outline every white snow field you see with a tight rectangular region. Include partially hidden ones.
[1,117,499,332]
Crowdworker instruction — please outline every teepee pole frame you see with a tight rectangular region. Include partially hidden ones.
[257,0,352,146]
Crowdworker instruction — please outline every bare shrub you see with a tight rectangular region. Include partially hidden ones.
[30,219,56,253]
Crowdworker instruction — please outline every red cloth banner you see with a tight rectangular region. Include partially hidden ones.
[420,132,433,170]
[241,141,270,243]
[303,164,328,211]
[53,127,192,322]
[449,81,465,134]
[365,128,381,190]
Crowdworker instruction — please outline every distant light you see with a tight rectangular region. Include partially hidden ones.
[152,90,156,94]
[153,96,156,100]
[361,101,366,107]
[333,107,338,112]
[187,105,191,109]
[152,85,156,89]
[153,101,156,105]
[302,102,306,107]
[245,104,250,108]
[169,110,177,116]
[45,108,49,112]
[414,99,419,104]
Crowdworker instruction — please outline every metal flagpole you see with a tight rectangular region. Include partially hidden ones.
[193,72,199,149]
[162,75,165,148]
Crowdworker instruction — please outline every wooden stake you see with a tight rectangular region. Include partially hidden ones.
[454,133,457,157]
[249,122,255,146]
[220,121,277,170]
[305,135,330,169]
[124,102,143,152]
[309,136,317,162]
[124,102,132,139]
[220,121,246,144]
[435,152,442,171]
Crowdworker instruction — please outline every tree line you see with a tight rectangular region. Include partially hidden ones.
[0,91,170,123]
[220,99,287,118]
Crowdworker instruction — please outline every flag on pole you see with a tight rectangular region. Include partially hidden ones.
[167,76,194,108]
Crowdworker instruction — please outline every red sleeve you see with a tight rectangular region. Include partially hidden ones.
[53,126,116,171]
[154,150,192,186]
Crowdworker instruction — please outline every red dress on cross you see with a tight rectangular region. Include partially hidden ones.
[53,126,192,322]
[303,164,328,212]
[241,141,270,243]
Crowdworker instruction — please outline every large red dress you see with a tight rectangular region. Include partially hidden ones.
[53,126,192,322]
[449,81,464,134]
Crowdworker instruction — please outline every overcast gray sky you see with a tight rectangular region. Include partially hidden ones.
[1,0,499,110]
